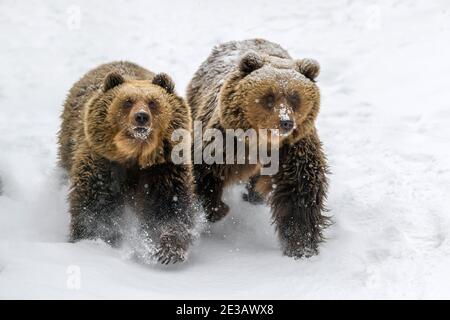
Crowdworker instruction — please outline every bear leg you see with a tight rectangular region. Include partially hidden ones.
[69,153,125,246]
[139,163,198,264]
[242,175,266,205]
[194,164,229,222]
[269,133,330,258]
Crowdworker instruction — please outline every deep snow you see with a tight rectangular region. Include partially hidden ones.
[1,0,450,299]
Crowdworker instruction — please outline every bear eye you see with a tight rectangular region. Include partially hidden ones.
[123,99,133,109]
[148,100,158,109]
[288,92,301,110]
[262,93,276,108]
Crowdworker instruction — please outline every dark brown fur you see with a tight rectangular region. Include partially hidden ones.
[58,61,197,264]
[187,39,329,258]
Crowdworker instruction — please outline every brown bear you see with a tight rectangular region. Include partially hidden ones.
[187,39,330,258]
[58,61,198,264]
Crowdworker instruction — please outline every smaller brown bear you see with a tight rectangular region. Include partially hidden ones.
[58,61,198,264]
[187,39,330,259]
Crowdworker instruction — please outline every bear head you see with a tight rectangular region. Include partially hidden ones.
[84,72,188,167]
[219,51,321,143]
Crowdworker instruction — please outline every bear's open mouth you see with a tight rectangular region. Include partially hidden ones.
[130,126,151,140]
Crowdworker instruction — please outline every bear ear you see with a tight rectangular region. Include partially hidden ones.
[103,72,125,91]
[295,58,320,81]
[152,73,175,94]
[239,51,264,75]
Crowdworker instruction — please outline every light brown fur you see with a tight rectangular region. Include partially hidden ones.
[187,39,329,258]
[58,61,197,264]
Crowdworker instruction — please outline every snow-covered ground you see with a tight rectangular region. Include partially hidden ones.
[1,0,450,299]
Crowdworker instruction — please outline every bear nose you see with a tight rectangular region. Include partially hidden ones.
[134,112,150,126]
[280,119,294,132]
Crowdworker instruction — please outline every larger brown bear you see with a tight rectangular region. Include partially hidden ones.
[58,61,198,264]
[187,39,329,258]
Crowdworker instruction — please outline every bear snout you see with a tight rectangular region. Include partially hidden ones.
[134,111,150,126]
[280,119,294,133]
[129,109,152,140]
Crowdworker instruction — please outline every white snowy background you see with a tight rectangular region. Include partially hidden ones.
[1,0,450,299]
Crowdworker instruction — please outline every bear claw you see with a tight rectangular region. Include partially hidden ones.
[283,243,319,259]
[155,234,187,265]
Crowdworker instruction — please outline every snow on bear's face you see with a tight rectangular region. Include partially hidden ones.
[229,51,321,141]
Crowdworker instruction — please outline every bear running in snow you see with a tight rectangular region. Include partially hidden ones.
[187,39,330,258]
[58,61,199,264]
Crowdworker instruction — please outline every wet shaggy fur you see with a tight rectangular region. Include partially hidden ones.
[187,39,330,258]
[58,61,198,264]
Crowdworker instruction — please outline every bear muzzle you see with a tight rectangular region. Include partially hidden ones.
[130,110,152,140]
[277,104,296,136]
[280,119,295,133]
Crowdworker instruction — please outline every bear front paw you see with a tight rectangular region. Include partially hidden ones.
[242,190,265,205]
[282,239,319,259]
[155,233,188,265]
[206,202,230,223]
